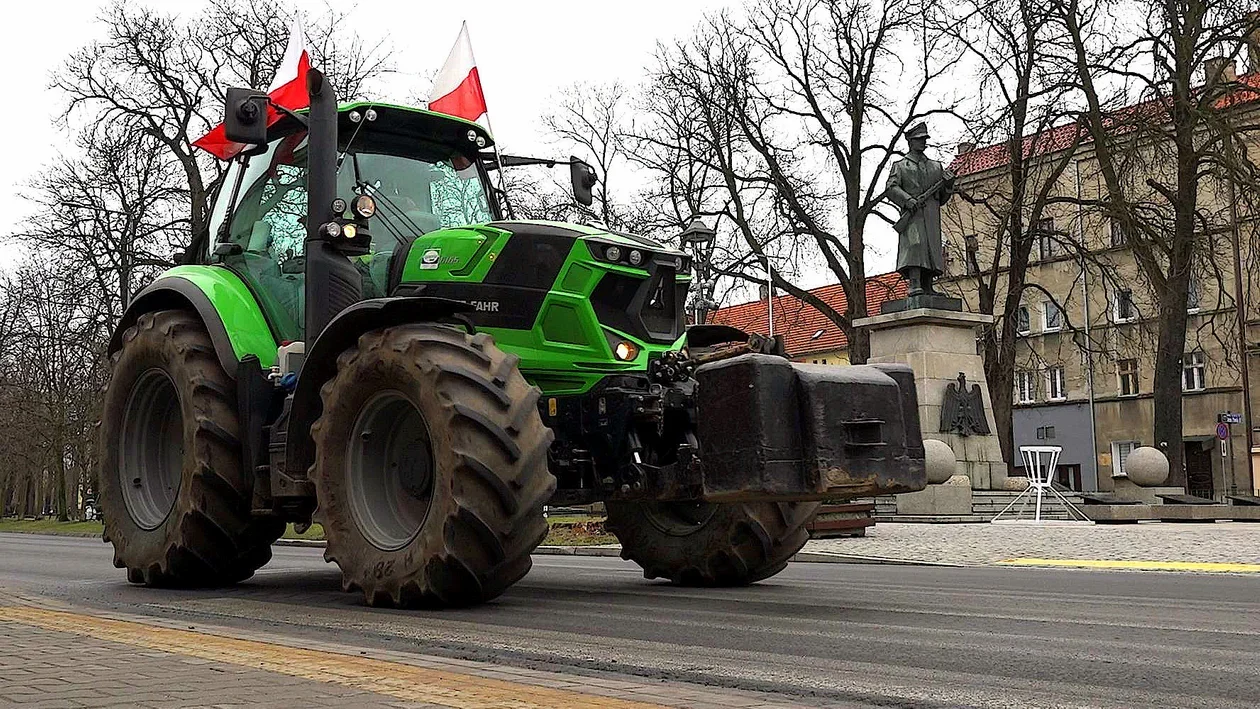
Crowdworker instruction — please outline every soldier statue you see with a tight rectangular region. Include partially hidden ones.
[885,122,956,300]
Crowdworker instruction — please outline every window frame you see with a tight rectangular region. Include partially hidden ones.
[1046,365,1067,401]
[1113,287,1137,323]
[1183,351,1206,392]
[1016,305,1031,336]
[1111,440,1140,478]
[1042,299,1062,333]
[1015,370,1036,404]
[1118,358,1139,396]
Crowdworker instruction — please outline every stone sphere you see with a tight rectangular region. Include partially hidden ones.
[923,439,957,484]
[1125,446,1169,487]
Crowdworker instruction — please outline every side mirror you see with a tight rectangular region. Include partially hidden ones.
[570,157,598,207]
[224,87,270,145]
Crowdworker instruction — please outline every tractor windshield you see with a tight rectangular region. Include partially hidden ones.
[207,129,494,340]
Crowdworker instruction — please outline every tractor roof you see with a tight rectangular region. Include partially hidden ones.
[272,102,493,157]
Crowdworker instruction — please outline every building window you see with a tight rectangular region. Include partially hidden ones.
[1043,300,1062,332]
[1036,425,1057,440]
[1187,276,1200,313]
[1113,287,1136,323]
[1016,305,1031,336]
[1118,358,1139,396]
[1183,351,1205,392]
[1109,219,1126,247]
[1046,365,1066,401]
[1015,370,1036,404]
[1111,440,1140,477]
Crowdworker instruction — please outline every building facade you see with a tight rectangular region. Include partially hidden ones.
[938,72,1260,497]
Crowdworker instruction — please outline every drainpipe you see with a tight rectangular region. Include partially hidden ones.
[1076,160,1101,491]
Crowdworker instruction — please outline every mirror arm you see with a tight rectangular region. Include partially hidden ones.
[269,100,309,128]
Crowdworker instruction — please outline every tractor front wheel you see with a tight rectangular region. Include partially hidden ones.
[605,500,819,586]
[99,310,284,587]
[310,325,555,607]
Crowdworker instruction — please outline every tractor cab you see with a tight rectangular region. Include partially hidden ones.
[206,103,499,341]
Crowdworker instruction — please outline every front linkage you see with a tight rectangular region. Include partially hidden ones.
[543,335,927,507]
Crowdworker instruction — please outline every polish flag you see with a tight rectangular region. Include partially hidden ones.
[428,22,488,122]
[193,18,312,160]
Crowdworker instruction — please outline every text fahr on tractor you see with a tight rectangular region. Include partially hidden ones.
[98,67,927,607]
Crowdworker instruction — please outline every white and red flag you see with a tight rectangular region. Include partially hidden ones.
[193,17,312,160]
[428,22,488,122]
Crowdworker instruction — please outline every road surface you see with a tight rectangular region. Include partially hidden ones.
[2,532,1258,708]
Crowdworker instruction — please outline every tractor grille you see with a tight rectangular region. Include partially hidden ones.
[591,265,687,344]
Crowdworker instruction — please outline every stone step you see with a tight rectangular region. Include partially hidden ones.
[861,491,1085,521]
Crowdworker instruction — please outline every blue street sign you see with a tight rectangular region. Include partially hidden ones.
[1216,422,1230,441]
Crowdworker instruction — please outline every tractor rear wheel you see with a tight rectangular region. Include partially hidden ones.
[99,310,284,587]
[605,500,819,586]
[310,325,555,608]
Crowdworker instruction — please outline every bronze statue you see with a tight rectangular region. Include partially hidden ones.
[940,372,990,437]
[885,122,955,299]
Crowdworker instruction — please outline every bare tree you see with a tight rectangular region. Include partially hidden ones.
[634,0,959,361]
[936,0,1086,467]
[1052,0,1260,484]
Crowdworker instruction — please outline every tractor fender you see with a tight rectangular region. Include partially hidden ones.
[109,272,274,378]
[284,296,476,480]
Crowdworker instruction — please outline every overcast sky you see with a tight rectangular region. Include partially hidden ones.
[0,0,902,278]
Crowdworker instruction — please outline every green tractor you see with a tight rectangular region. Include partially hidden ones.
[98,68,927,607]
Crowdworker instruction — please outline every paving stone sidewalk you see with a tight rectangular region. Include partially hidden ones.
[0,621,397,709]
[805,521,1260,566]
[0,604,825,709]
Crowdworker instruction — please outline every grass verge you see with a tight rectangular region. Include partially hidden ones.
[0,518,104,536]
[1,516,616,546]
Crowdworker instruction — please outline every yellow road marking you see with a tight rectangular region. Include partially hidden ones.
[0,606,666,709]
[998,558,1260,573]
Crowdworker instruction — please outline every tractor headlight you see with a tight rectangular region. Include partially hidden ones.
[331,197,347,214]
[467,129,479,143]
[322,222,342,238]
[605,245,622,262]
[351,195,376,219]
[341,223,358,239]
[614,340,638,361]
[628,249,644,266]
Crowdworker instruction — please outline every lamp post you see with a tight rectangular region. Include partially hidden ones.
[680,216,717,324]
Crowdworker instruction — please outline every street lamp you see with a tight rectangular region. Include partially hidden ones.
[680,216,717,245]
[680,216,717,324]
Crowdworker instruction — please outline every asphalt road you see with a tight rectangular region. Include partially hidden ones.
[2,532,1258,708]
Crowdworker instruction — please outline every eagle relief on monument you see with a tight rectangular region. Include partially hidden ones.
[939,372,990,437]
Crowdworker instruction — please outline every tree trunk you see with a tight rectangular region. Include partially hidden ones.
[1152,228,1194,488]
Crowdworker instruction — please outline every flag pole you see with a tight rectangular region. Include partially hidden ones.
[460,22,514,218]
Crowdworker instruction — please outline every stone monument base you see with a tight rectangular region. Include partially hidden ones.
[881,293,962,314]
[896,474,972,515]
[1111,477,1183,505]
[855,307,1009,490]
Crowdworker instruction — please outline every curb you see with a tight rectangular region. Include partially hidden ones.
[276,538,958,566]
[0,530,103,539]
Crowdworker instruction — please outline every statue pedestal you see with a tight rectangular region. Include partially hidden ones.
[854,308,1008,490]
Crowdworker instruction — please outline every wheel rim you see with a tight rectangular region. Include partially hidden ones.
[119,369,184,530]
[347,391,435,552]
[642,501,718,537]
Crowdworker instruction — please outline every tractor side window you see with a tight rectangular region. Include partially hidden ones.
[430,162,492,227]
[217,132,310,341]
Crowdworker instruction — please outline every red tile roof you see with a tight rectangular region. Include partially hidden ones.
[950,71,1260,177]
[708,272,906,358]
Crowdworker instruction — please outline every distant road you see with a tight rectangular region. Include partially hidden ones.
[2,532,1258,708]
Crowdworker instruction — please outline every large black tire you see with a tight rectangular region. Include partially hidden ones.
[310,325,555,608]
[606,500,820,586]
[99,310,284,587]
